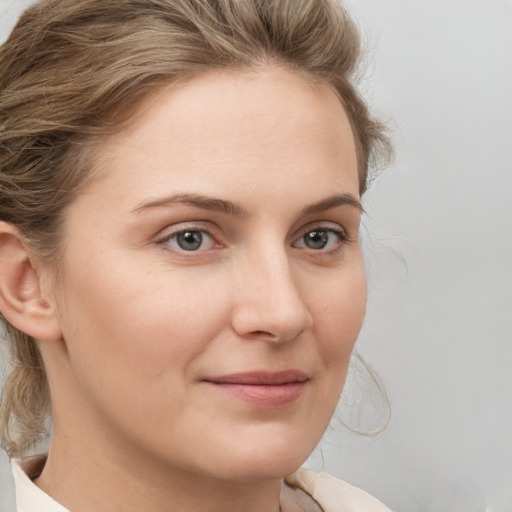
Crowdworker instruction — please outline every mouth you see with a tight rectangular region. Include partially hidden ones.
[202,370,309,408]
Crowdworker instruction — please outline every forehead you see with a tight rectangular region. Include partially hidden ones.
[83,66,359,206]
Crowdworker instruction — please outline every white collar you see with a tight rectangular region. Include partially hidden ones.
[12,457,69,512]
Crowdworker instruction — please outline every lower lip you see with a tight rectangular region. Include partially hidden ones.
[205,381,307,408]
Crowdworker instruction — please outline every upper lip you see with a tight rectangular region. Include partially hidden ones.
[203,370,309,385]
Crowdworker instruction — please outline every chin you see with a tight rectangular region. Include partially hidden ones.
[209,457,307,483]
[196,429,319,482]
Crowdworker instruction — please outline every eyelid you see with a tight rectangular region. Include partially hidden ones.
[293,221,349,241]
[292,222,350,252]
[156,222,223,253]
[154,220,353,256]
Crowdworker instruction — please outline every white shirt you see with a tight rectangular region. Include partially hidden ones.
[12,457,391,512]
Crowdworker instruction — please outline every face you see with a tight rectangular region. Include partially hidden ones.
[47,66,366,482]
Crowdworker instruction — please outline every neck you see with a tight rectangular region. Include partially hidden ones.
[35,428,282,512]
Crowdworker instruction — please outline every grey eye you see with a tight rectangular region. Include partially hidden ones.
[303,230,329,249]
[172,230,207,251]
[294,227,346,251]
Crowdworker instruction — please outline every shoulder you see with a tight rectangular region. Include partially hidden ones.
[285,468,392,512]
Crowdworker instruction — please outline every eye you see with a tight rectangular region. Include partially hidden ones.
[163,229,215,252]
[294,227,347,251]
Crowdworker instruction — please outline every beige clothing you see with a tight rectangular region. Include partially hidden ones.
[12,457,391,512]
[285,469,391,512]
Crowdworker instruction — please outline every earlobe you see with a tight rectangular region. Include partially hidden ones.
[0,222,62,342]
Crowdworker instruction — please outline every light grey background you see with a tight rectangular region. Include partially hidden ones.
[1,1,511,511]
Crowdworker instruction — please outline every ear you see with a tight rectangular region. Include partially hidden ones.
[0,222,62,342]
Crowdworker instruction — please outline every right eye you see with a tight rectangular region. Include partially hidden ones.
[162,229,216,252]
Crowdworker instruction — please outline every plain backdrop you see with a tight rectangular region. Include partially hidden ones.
[1,1,511,511]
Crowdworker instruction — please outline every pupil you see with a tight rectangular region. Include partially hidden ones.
[178,231,202,251]
[305,230,328,249]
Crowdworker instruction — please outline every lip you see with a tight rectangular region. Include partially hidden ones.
[202,370,309,408]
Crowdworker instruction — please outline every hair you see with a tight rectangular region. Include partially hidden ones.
[0,0,391,457]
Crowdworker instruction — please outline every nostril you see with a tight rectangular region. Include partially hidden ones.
[252,330,272,337]
[245,327,304,344]
[247,330,281,342]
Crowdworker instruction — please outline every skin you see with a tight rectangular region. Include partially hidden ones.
[28,66,366,511]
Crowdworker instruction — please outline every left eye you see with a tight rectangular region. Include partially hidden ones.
[164,230,215,252]
[294,228,346,251]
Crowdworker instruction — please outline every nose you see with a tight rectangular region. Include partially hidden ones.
[230,248,313,343]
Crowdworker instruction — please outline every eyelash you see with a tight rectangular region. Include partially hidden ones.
[158,226,218,253]
[292,226,349,254]
[157,224,350,255]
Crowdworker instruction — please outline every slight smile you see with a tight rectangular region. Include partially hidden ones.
[202,370,309,408]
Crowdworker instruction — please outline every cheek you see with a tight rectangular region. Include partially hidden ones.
[297,262,366,438]
[311,260,367,381]
[56,254,231,394]
[317,260,366,338]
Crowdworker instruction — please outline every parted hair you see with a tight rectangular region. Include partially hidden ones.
[0,0,391,456]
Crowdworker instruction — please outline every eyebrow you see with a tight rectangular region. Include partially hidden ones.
[301,194,364,215]
[132,193,248,216]
[132,192,363,216]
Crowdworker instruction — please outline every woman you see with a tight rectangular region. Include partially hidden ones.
[0,0,391,510]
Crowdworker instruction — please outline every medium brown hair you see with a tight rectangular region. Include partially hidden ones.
[0,0,391,456]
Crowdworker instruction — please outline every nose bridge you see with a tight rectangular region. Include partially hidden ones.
[232,240,313,342]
